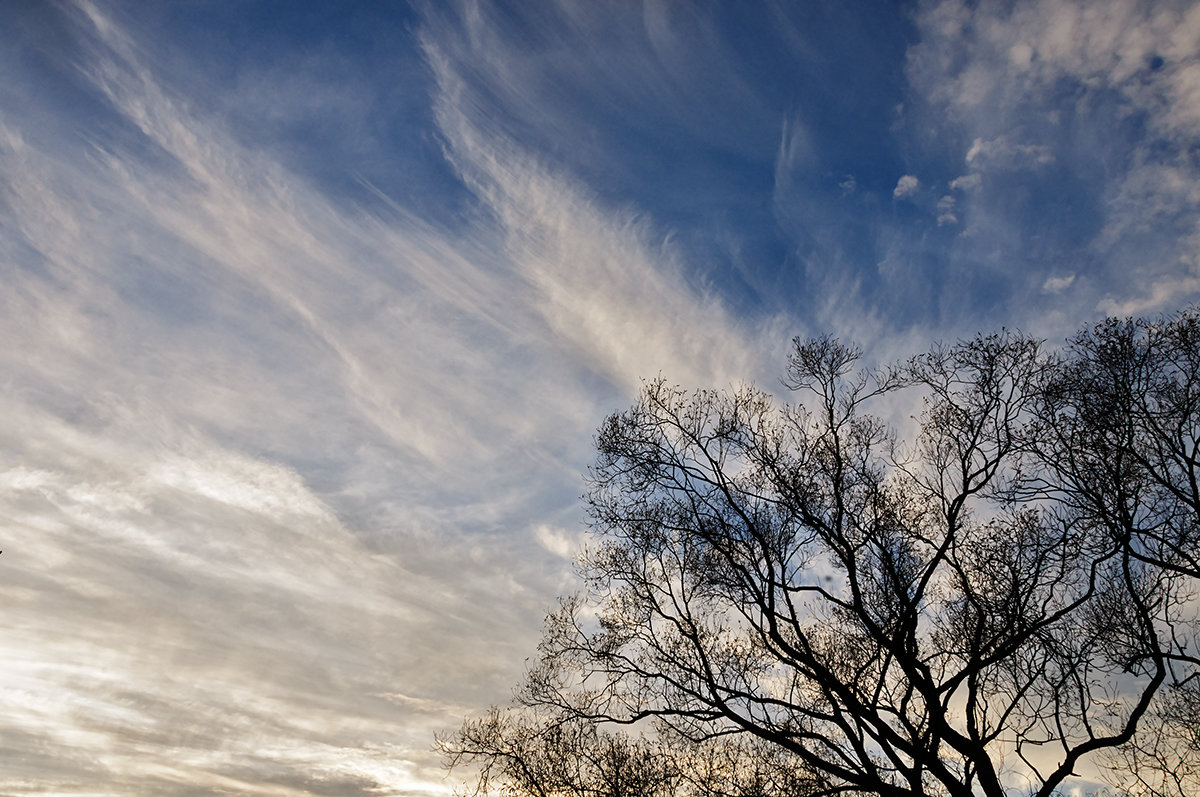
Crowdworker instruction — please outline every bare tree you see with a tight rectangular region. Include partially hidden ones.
[440,708,676,797]
[1035,310,1200,582]
[1104,678,1200,796]
[446,311,1200,797]
[440,706,828,797]
[1035,310,1200,795]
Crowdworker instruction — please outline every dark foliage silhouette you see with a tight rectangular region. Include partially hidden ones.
[445,310,1200,797]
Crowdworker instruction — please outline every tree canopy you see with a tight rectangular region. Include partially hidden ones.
[444,310,1200,797]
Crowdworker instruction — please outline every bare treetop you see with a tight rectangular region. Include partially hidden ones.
[445,309,1200,797]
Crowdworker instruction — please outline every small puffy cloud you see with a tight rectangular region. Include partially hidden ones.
[839,174,857,196]
[1009,41,1034,70]
[893,174,920,198]
[949,173,982,191]
[937,195,958,225]
[1041,273,1076,294]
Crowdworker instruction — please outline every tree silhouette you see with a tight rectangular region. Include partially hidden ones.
[446,310,1200,797]
[441,707,829,797]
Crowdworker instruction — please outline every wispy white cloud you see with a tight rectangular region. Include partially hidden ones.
[0,8,571,797]
[775,118,816,193]
[949,173,982,191]
[964,136,1054,170]
[1041,273,1076,294]
[937,194,958,225]
[0,2,794,793]
[533,523,583,564]
[0,400,493,795]
[1096,269,1200,316]
[422,27,782,394]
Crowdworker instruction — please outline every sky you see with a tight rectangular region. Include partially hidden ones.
[1,0,1199,794]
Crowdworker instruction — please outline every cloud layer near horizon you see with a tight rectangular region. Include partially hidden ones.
[1,1,1198,794]
[1,2,785,793]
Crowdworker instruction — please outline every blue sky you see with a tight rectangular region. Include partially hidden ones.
[2,1,1199,794]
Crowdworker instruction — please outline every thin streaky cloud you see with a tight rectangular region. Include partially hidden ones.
[1,1,1198,794]
[423,35,785,394]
